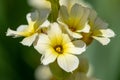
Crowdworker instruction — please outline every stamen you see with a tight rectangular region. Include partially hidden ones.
[69,27,76,32]
[54,45,63,54]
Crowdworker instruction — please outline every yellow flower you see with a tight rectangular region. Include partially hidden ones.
[58,4,90,39]
[34,23,86,72]
[82,9,115,45]
[6,11,50,46]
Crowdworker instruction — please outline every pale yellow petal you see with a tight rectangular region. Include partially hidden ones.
[34,34,51,53]
[26,13,33,24]
[59,5,69,23]
[37,10,50,25]
[64,40,86,54]
[58,18,83,38]
[94,17,108,29]
[92,36,110,45]
[79,7,90,27]
[60,0,91,8]
[6,25,29,37]
[27,11,50,27]
[16,25,28,32]
[77,22,90,33]
[60,0,76,9]
[63,24,82,38]
[20,33,38,46]
[100,29,115,38]
[60,0,76,6]
[40,20,50,28]
[41,49,58,65]
[64,44,83,55]
[71,40,86,54]
[48,23,63,45]
[49,23,62,36]
[6,28,23,37]
[28,0,51,9]
[62,34,71,45]
[68,4,84,27]
[6,28,19,37]
[57,54,79,72]
[71,32,83,38]
[70,3,84,23]
[60,0,88,10]
[89,9,97,27]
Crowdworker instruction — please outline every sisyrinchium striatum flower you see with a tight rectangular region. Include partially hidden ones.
[34,23,86,72]
[6,11,50,46]
[58,3,90,39]
[6,0,115,79]
[81,9,115,45]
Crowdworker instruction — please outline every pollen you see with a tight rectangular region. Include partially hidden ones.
[54,45,63,54]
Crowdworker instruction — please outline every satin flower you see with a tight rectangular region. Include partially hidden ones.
[34,23,86,72]
[6,11,50,46]
[58,3,90,39]
[82,9,115,45]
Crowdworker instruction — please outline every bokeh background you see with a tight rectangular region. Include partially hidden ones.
[0,0,120,80]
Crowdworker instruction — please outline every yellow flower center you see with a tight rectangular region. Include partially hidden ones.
[54,45,63,54]
[81,30,102,46]
[81,32,93,46]
[69,27,76,32]
[40,27,48,34]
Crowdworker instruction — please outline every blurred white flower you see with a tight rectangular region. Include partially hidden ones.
[6,11,50,46]
[35,65,52,80]
[58,4,90,39]
[28,0,51,10]
[34,23,86,72]
[82,9,115,45]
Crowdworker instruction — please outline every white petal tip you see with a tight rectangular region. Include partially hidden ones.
[71,32,83,39]
[107,29,116,37]
[20,40,32,47]
[40,20,50,28]
[57,54,79,72]
[92,36,110,45]
[72,40,86,54]
[100,29,115,38]
[6,28,15,36]
[78,23,90,33]
[20,34,38,47]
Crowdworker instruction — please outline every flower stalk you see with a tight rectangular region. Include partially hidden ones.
[48,0,60,22]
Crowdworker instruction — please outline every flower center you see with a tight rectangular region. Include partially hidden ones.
[54,45,63,54]
[41,27,48,34]
[81,32,93,45]
[69,27,76,32]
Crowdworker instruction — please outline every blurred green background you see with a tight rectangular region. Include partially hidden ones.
[0,0,120,80]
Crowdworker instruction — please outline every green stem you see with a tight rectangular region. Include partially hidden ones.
[48,0,60,22]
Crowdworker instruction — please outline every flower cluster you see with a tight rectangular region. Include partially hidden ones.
[6,0,115,73]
